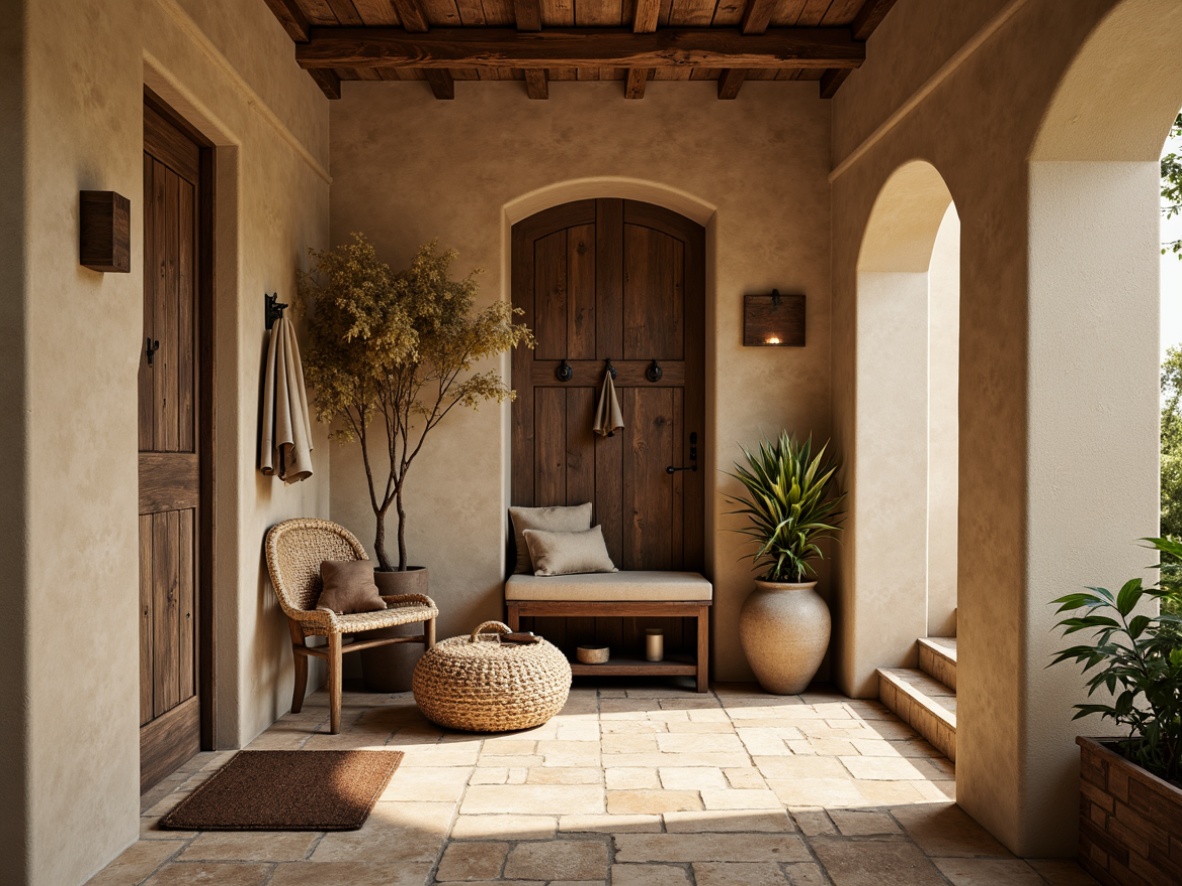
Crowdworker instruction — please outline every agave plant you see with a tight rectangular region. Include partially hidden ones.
[1049,536,1182,784]
[727,432,845,583]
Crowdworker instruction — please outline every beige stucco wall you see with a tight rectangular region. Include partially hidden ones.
[329,81,833,683]
[831,0,1173,856]
[10,0,330,883]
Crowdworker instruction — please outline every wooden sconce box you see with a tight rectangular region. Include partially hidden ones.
[743,291,806,347]
[80,190,131,273]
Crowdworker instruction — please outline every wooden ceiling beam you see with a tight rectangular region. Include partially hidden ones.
[851,0,899,41]
[717,68,745,100]
[424,69,455,99]
[296,27,865,71]
[633,0,661,34]
[262,0,311,42]
[389,0,430,33]
[524,69,548,99]
[625,67,648,100]
[308,68,343,99]
[740,0,778,35]
[514,0,542,31]
[819,67,852,98]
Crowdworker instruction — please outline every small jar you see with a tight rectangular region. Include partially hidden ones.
[645,628,664,662]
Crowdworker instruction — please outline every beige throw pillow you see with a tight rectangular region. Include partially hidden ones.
[317,560,388,615]
[509,502,593,574]
[522,525,618,577]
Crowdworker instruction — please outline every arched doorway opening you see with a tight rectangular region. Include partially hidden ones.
[851,160,960,686]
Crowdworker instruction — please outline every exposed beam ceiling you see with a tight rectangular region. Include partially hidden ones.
[295,28,865,72]
[262,0,899,101]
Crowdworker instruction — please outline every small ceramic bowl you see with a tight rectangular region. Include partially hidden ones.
[576,645,610,664]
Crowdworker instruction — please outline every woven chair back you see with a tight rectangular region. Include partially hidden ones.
[265,518,369,615]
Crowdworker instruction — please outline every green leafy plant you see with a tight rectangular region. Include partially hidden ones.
[298,233,534,571]
[726,432,845,583]
[1050,536,1182,784]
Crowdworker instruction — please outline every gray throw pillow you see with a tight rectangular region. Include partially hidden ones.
[522,525,618,577]
[317,560,388,615]
[509,502,593,574]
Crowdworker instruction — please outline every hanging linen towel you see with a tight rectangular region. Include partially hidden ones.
[592,369,624,438]
[260,315,314,482]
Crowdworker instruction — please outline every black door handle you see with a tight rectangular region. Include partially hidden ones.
[667,431,698,473]
[666,464,697,474]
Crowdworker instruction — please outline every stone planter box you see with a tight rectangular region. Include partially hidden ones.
[1077,735,1182,885]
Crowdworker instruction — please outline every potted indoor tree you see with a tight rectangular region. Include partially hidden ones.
[727,432,845,694]
[298,233,533,687]
[1049,536,1182,885]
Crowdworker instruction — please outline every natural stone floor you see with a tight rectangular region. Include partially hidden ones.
[90,683,1096,885]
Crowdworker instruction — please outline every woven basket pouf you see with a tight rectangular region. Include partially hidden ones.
[412,621,572,732]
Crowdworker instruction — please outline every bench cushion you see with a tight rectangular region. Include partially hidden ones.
[505,571,712,602]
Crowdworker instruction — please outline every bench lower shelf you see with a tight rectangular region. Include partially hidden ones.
[506,599,710,692]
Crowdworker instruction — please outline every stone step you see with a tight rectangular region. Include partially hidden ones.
[918,636,957,691]
[877,667,957,761]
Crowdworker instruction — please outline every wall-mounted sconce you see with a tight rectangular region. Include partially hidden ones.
[79,191,131,273]
[743,289,805,347]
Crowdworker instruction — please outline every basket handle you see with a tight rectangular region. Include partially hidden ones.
[469,620,512,643]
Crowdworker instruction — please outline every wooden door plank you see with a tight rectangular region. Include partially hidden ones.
[150,160,169,452]
[595,199,624,362]
[139,155,155,452]
[178,508,196,703]
[568,223,596,360]
[535,387,567,505]
[139,514,154,726]
[623,226,682,360]
[511,226,536,508]
[533,230,568,360]
[565,386,597,510]
[683,216,706,572]
[672,386,685,565]
[139,453,200,513]
[162,166,181,452]
[624,388,676,569]
[177,178,195,453]
[595,414,624,567]
[140,696,200,793]
[152,512,180,717]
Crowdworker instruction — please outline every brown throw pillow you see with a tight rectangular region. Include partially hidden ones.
[522,525,618,577]
[509,503,593,574]
[317,560,387,615]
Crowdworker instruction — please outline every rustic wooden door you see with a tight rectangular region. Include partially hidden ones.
[511,197,705,572]
[139,97,210,792]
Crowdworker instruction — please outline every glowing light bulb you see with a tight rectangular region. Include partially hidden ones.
[765,335,782,345]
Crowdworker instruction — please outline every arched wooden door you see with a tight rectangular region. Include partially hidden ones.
[511,199,705,572]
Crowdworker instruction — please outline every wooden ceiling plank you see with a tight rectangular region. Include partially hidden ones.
[478,0,515,26]
[390,0,431,30]
[524,68,549,98]
[296,27,866,69]
[819,65,850,96]
[302,0,343,24]
[820,0,862,25]
[514,0,542,29]
[711,1,746,27]
[262,0,312,41]
[795,0,834,27]
[544,0,575,27]
[625,67,649,98]
[420,0,463,25]
[578,0,624,26]
[455,0,488,25]
[633,0,661,31]
[348,0,401,25]
[424,68,456,98]
[309,68,343,98]
[717,67,746,98]
[850,0,897,40]
[668,0,715,27]
[740,0,778,33]
[325,0,366,25]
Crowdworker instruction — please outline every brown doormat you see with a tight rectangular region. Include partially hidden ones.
[159,750,404,831]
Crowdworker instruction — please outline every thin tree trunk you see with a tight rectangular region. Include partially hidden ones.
[396,485,408,571]
[374,507,391,572]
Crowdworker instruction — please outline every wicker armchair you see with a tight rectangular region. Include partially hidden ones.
[264,518,438,733]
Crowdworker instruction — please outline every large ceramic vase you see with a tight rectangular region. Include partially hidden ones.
[362,567,429,692]
[739,580,830,695]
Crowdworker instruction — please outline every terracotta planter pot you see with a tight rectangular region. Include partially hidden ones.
[1077,735,1182,885]
[738,579,830,695]
[361,567,429,692]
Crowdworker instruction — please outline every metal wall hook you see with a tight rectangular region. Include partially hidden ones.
[555,359,573,382]
[605,358,617,380]
[265,292,288,331]
[645,359,662,382]
[145,338,160,366]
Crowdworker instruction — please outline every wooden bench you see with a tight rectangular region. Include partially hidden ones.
[505,571,712,692]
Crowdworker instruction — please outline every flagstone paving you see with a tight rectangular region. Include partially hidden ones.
[91,684,1096,885]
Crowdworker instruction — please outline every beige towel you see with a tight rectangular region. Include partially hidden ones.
[260,315,314,482]
[593,370,624,438]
